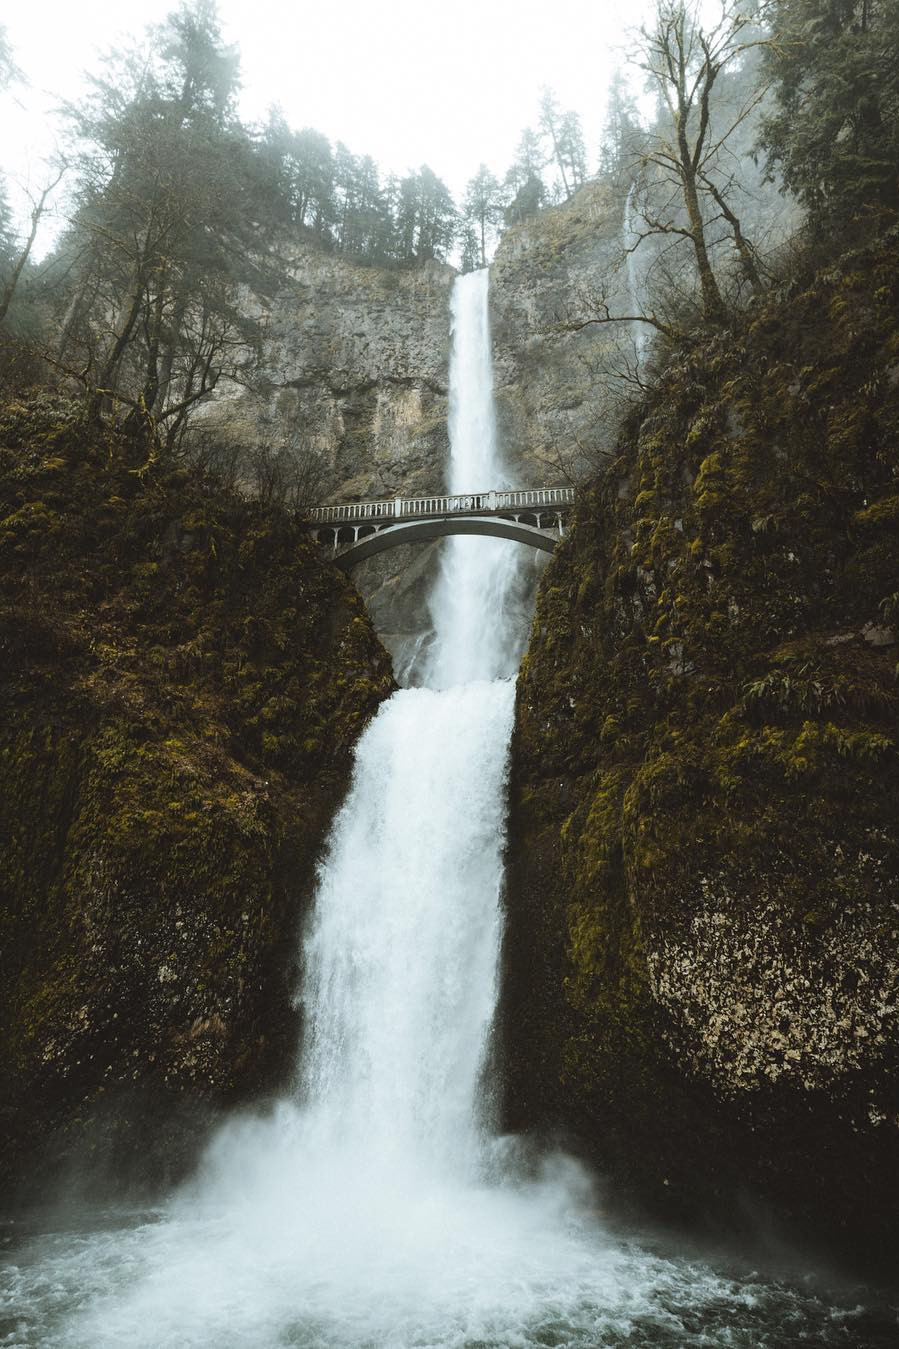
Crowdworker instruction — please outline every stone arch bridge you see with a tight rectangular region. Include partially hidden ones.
[308,488,575,566]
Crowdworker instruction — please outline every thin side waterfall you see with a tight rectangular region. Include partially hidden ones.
[6,270,885,1349]
[624,183,648,363]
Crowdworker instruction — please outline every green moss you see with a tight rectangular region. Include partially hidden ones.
[504,225,899,1246]
[0,395,395,1190]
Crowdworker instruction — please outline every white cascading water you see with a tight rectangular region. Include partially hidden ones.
[624,183,648,364]
[425,270,525,687]
[3,270,881,1349]
[295,272,523,1186]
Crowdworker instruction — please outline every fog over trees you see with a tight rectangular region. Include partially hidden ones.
[1,0,897,466]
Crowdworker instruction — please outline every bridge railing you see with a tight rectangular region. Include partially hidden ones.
[309,487,574,525]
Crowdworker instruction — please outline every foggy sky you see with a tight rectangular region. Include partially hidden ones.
[2,0,653,247]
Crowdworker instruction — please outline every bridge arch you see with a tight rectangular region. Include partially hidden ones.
[308,487,574,566]
[317,515,560,566]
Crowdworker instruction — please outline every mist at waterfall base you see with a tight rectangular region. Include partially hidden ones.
[2,274,896,1348]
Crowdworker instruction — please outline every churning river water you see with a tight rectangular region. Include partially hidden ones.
[1,271,896,1348]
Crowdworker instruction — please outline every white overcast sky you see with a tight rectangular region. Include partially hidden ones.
[1,0,655,246]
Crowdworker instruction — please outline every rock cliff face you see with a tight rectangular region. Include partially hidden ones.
[205,204,626,672]
[502,228,899,1265]
[491,181,626,485]
[0,395,394,1195]
[203,245,456,672]
[219,246,455,500]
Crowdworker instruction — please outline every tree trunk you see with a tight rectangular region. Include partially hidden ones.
[0,178,60,323]
[676,114,726,322]
[702,176,763,293]
[88,272,147,417]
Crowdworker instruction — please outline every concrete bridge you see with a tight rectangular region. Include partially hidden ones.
[308,487,575,566]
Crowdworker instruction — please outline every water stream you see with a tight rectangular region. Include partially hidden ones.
[1,270,895,1348]
[624,184,648,365]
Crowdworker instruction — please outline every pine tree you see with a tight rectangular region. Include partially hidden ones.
[462,164,503,266]
[459,225,480,274]
[537,90,589,199]
[395,167,456,263]
[504,128,544,192]
[538,88,572,197]
[58,0,280,440]
[598,70,642,179]
[558,111,587,190]
[503,174,544,226]
[760,0,899,228]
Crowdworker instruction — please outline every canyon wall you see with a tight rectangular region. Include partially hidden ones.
[491,180,627,484]
[502,226,899,1268]
[0,394,395,1195]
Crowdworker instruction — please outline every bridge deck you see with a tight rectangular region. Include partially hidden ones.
[309,487,574,527]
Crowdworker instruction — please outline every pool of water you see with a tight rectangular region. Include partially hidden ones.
[1,1186,895,1349]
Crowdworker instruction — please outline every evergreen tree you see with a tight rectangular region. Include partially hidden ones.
[292,128,337,236]
[558,110,587,190]
[462,164,503,266]
[58,0,280,440]
[459,225,480,274]
[395,166,456,263]
[333,141,360,251]
[0,27,20,301]
[503,174,545,226]
[538,88,572,197]
[537,90,588,198]
[504,127,544,192]
[598,70,642,179]
[760,0,899,227]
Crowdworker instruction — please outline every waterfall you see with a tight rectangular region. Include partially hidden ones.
[10,269,873,1349]
[425,269,528,688]
[624,183,648,363]
[298,269,519,1180]
[297,678,513,1178]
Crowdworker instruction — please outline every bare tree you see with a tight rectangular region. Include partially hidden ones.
[631,0,771,321]
[0,167,66,325]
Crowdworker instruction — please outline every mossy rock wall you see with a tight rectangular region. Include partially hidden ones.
[503,229,899,1261]
[0,397,395,1194]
